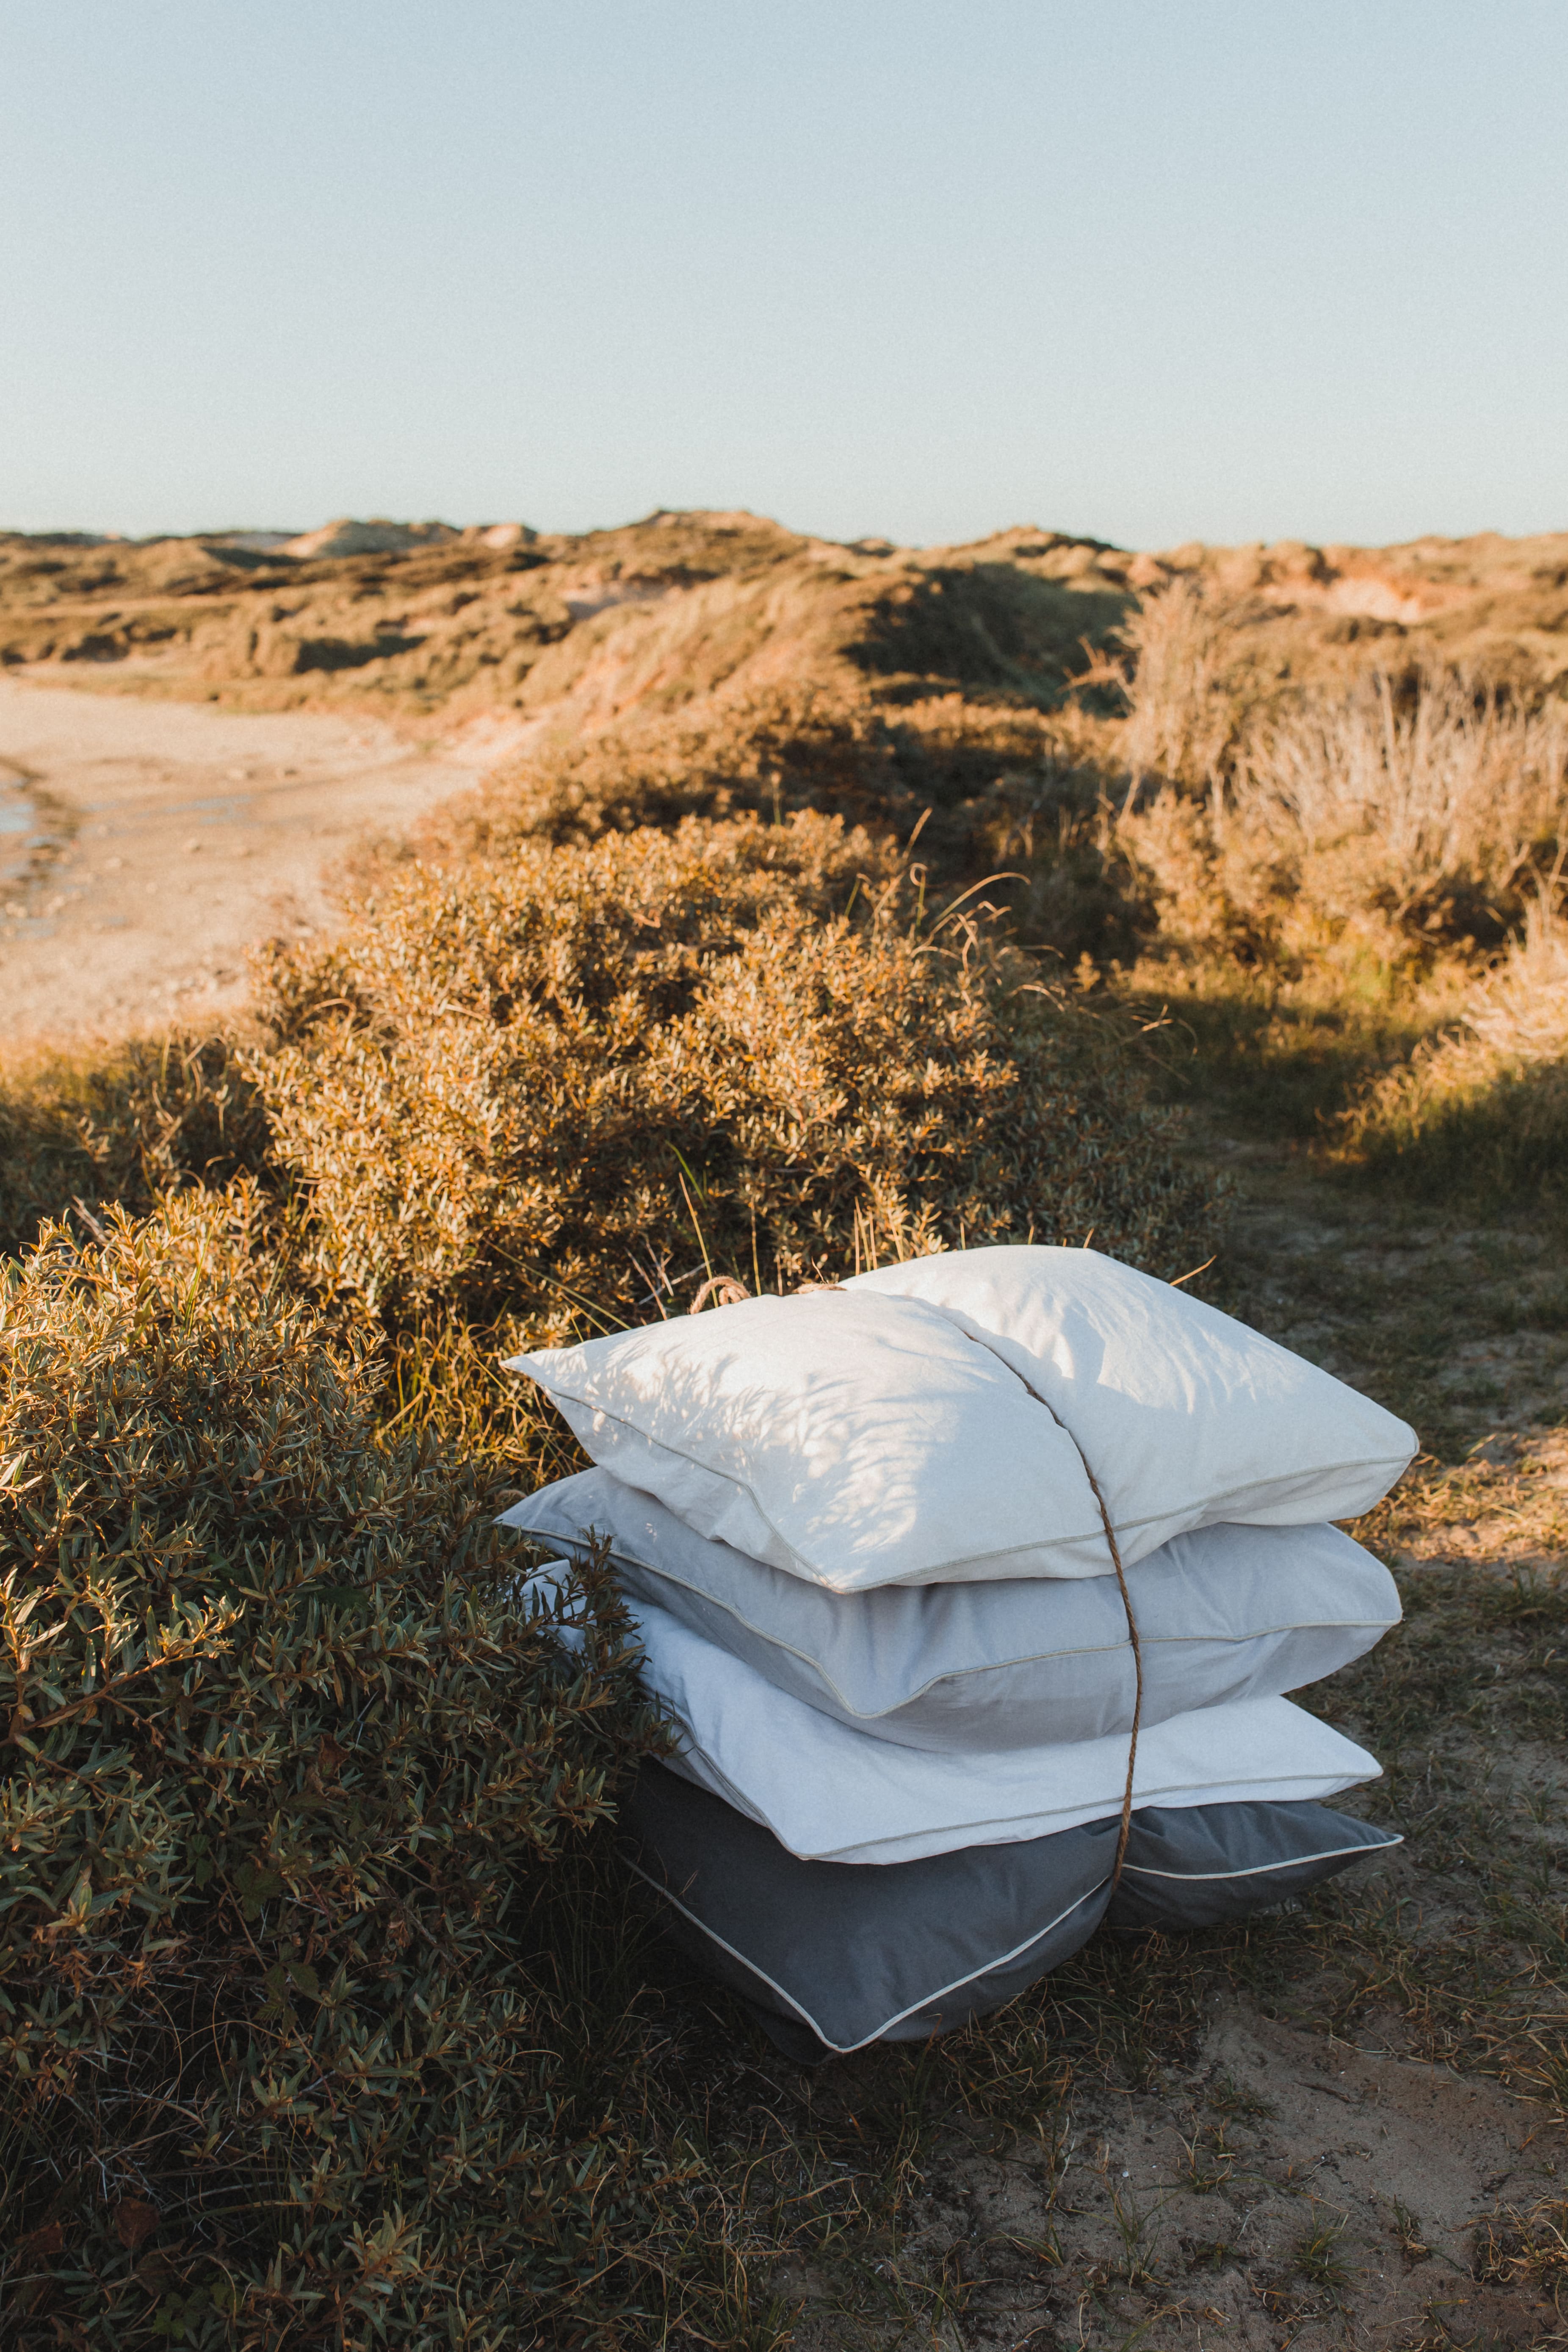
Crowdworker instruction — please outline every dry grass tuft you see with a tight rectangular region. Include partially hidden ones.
[1476,2194,1568,2311]
[1233,670,1567,941]
[1105,576,1259,794]
[1114,666,1568,974]
[1338,893,1568,1204]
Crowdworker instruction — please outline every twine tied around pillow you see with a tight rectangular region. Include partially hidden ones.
[703,1274,1145,1886]
[691,1274,752,1312]
[1064,1439,1143,1886]
[958,1336,1143,1883]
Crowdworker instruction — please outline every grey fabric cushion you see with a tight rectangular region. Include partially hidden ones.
[502,1469,1400,1752]
[621,1765,1401,2062]
[1106,1801,1401,1933]
[622,1763,1117,2058]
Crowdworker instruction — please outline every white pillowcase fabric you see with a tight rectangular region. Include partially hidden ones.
[530,1567,1380,1865]
[507,1247,1414,1591]
[502,1469,1401,1752]
[849,1245,1416,1549]
[510,1288,1109,1586]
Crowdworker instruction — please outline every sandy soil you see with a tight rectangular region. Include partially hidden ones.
[789,1994,1563,2350]
[0,675,486,1041]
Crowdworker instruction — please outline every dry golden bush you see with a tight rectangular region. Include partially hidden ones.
[0,1030,269,1256]
[399,680,1104,888]
[1114,664,1568,969]
[406,684,912,860]
[249,814,1220,1389]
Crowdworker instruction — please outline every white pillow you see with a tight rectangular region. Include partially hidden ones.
[506,1250,1415,1591]
[509,1289,1112,1586]
[531,1567,1381,1866]
[503,1467,1400,1752]
[851,1245,1416,1550]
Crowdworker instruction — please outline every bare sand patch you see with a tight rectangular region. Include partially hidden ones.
[899,1995,1562,2349]
[0,676,485,1040]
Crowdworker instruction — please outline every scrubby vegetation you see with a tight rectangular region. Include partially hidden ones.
[1112,595,1567,970]
[0,1032,266,1258]
[4,511,1568,2343]
[0,1189,686,2343]
[1,816,1220,2341]
[252,813,1214,1426]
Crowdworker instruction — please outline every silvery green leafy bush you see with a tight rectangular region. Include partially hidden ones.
[0,1186,665,2346]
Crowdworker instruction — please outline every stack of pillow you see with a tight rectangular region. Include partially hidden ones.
[502,1245,1414,2061]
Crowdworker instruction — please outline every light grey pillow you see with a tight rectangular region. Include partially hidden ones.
[501,1469,1400,1753]
[622,1764,1401,2061]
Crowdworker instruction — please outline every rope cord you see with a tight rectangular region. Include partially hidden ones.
[785,1278,1145,1883]
[957,1333,1144,1883]
[1068,1444,1143,1884]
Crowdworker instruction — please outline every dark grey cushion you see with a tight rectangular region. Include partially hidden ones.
[622,1763,1118,2058]
[621,1766,1401,2061]
[503,1469,1400,1752]
[1106,1800,1401,1933]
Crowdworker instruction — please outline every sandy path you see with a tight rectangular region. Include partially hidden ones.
[0,678,487,1041]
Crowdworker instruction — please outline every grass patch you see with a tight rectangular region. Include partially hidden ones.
[1330,896,1568,1216]
[1117,954,1454,1142]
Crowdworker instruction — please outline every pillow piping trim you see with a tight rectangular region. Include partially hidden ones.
[1120,1831,1402,1884]
[625,1856,1112,2055]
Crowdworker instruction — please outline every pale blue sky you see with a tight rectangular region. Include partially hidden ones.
[3,2,1564,549]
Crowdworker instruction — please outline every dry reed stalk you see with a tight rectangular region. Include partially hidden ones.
[1107,577,1254,794]
[1233,671,1568,919]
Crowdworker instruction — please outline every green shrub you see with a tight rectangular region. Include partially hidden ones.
[0,1031,268,1259]
[249,815,1221,1419]
[0,1186,668,2346]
